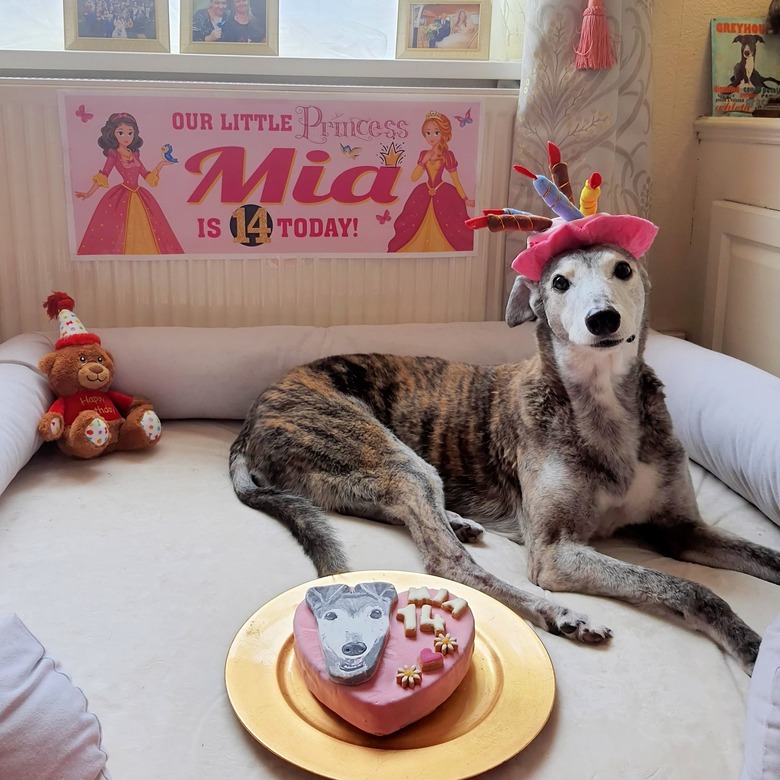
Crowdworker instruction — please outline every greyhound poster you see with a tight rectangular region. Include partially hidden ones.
[711,18,780,115]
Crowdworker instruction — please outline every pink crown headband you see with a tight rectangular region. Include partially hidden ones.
[466,141,658,281]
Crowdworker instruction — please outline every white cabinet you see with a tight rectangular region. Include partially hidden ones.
[692,118,780,376]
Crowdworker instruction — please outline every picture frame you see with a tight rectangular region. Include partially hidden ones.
[180,0,279,56]
[64,0,170,52]
[396,2,491,60]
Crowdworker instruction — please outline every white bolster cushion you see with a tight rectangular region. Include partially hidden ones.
[0,333,54,496]
[645,333,780,527]
[2,324,778,528]
[92,322,537,420]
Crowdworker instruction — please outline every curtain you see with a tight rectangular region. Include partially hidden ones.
[505,0,654,280]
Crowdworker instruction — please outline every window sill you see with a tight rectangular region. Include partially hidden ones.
[0,50,521,88]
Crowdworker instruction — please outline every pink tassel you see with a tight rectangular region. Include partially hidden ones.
[575,0,615,70]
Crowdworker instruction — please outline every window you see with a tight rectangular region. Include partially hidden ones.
[0,0,523,84]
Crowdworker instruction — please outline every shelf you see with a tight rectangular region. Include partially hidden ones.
[695,116,780,146]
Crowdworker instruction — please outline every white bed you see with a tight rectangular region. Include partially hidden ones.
[0,322,778,779]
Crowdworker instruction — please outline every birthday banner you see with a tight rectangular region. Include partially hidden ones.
[59,91,483,259]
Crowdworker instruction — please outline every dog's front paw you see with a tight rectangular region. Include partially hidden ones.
[553,609,613,645]
[446,511,484,544]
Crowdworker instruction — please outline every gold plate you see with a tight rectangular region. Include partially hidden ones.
[225,570,556,779]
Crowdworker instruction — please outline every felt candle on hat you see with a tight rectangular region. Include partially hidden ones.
[513,165,584,222]
[465,212,553,233]
[547,142,574,203]
[579,172,602,216]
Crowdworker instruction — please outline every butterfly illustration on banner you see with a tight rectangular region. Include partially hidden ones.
[376,209,391,224]
[340,143,362,159]
[75,104,94,123]
[454,108,473,128]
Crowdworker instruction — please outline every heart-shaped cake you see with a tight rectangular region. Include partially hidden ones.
[293,582,475,735]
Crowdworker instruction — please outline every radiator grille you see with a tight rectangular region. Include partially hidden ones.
[0,81,517,341]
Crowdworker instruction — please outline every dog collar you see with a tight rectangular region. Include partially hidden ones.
[511,213,659,281]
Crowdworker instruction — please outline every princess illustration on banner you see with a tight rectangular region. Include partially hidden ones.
[387,110,474,253]
[75,112,183,255]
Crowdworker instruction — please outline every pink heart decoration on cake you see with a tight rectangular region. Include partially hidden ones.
[418,646,444,671]
[293,585,475,735]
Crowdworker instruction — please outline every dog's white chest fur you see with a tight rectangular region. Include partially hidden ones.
[594,462,661,536]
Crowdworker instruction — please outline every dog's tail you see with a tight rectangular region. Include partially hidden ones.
[229,440,350,577]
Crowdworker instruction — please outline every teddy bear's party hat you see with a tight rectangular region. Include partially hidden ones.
[43,292,101,350]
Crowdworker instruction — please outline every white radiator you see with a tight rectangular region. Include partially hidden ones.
[0,80,518,341]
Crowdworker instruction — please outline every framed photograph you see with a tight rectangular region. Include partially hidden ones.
[396,2,491,60]
[180,0,279,55]
[64,0,170,52]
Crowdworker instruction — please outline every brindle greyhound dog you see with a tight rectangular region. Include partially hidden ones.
[230,237,780,673]
[231,135,780,674]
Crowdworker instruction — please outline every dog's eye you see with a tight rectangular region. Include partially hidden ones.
[369,609,382,619]
[324,611,337,621]
[614,261,633,280]
[552,275,570,292]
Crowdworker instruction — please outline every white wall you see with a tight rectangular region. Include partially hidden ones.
[649,0,767,337]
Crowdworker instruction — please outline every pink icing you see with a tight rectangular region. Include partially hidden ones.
[293,587,475,735]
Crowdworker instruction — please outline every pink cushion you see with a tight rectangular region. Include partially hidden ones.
[0,614,109,780]
[741,613,780,779]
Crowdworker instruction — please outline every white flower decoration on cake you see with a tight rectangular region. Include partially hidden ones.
[434,632,458,655]
[396,664,422,689]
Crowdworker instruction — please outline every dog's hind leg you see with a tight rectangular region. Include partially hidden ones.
[629,519,780,586]
[445,511,485,544]
[530,539,762,672]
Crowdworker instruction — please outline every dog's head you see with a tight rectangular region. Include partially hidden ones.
[734,34,763,59]
[506,244,650,351]
[305,582,398,686]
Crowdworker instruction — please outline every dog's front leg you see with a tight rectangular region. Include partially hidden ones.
[371,460,612,646]
[529,538,761,673]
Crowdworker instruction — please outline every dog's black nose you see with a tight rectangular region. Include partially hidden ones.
[585,308,621,336]
[342,641,367,656]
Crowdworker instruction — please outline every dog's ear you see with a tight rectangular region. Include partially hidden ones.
[637,257,652,291]
[305,584,349,613]
[506,275,537,327]
[354,582,398,606]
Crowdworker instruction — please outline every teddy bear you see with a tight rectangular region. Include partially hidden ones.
[37,292,162,459]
